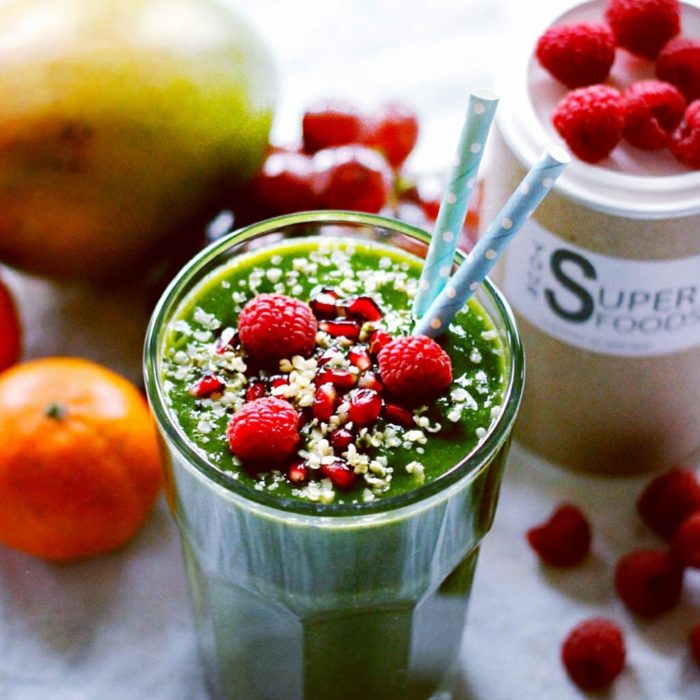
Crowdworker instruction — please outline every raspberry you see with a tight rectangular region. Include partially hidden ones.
[313,145,393,213]
[637,466,700,539]
[656,37,700,102]
[238,294,318,365]
[226,397,300,463]
[253,151,318,215]
[605,0,681,59]
[670,100,700,169]
[302,100,367,154]
[552,85,625,163]
[364,102,420,168]
[526,503,592,567]
[536,22,616,88]
[614,549,684,617]
[561,618,626,691]
[690,623,700,667]
[377,335,452,401]
[670,512,700,568]
[623,80,686,150]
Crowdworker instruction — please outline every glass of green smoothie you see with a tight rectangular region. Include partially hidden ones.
[144,210,524,700]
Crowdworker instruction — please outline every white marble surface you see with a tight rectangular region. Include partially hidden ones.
[1,0,699,698]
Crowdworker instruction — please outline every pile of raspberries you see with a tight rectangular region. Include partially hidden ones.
[535,0,700,167]
[526,466,700,691]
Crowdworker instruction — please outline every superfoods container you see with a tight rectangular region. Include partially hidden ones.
[483,0,700,473]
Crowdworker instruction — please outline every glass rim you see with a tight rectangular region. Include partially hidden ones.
[143,210,525,517]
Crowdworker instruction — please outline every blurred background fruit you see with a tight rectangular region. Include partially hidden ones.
[0,277,20,371]
[0,357,163,561]
[0,0,276,281]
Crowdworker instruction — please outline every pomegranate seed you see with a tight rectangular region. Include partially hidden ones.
[190,374,224,398]
[310,288,340,319]
[319,319,361,340]
[315,368,358,390]
[383,403,414,428]
[348,346,372,370]
[358,371,384,392]
[330,428,354,452]
[215,328,238,354]
[368,329,393,356]
[313,383,338,421]
[245,381,267,402]
[346,295,383,321]
[321,460,358,489]
[348,389,382,427]
[288,461,309,485]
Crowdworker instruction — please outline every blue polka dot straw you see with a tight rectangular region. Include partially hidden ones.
[413,146,570,338]
[413,89,499,319]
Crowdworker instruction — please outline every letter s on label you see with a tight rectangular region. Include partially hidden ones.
[544,249,596,323]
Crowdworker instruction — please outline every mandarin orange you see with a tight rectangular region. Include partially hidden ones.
[0,357,163,561]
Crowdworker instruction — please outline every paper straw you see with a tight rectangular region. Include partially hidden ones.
[413,89,499,319]
[413,146,570,338]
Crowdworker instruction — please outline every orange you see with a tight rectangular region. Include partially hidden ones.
[0,357,163,561]
[0,276,20,371]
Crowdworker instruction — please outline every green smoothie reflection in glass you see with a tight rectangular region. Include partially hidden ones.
[144,211,524,700]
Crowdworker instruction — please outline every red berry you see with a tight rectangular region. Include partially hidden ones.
[313,145,393,213]
[315,368,358,390]
[313,383,338,422]
[368,329,393,356]
[330,428,353,452]
[357,371,384,392]
[670,512,700,568]
[690,623,700,667]
[320,460,358,489]
[526,503,592,567]
[302,100,368,154]
[288,461,309,485]
[614,549,684,617]
[319,319,361,340]
[254,152,318,215]
[378,335,452,401]
[364,102,419,168]
[536,22,616,88]
[226,397,300,463]
[561,618,626,691]
[670,100,700,169]
[309,288,340,319]
[348,388,382,427]
[345,295,383,322]
[190,374,225,398]
[637,466,700,539]
[238,293,318,365]
[348,346,371,371]
[382,403,414,428]
[623,79,686,150]
[0,278,20,372]
[656,37,700,103]
[245,380,267,402]
[552,85,625,163]
[605,0,680,59]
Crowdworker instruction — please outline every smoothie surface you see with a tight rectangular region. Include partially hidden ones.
[160,236,506,506]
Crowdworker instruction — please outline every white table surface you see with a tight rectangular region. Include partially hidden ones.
[2,1,699,698]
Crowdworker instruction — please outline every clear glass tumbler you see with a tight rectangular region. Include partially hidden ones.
[144,211,524,700]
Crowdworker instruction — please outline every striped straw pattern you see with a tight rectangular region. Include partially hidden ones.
[413,146,570,338]
[413,89,499,318]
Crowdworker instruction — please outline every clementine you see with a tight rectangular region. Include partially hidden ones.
[0,357,163,561]
[0,277,20,371]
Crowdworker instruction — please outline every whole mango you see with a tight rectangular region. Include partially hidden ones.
[0,0,276,281]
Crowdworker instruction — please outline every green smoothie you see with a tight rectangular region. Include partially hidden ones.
[160,237,505,507]
[145,213,523,700]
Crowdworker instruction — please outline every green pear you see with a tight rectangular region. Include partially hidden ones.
[0,0,276,281]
